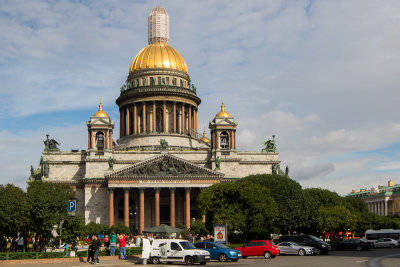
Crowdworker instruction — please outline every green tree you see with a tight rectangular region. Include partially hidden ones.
[85,222,109,235]
[318,206,357,239]
[61,215,86,243]
[245,174,307,234]
[197,179,278,243]
[189,220,208,236]
[109,224,130,235]
[0,184,29,237]
[26,181,74,237]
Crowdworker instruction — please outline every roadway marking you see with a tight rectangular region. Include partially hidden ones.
[367,252,400,267]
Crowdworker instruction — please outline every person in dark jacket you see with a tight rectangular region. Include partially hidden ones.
[92,235,101,264]
[86,242,94,263]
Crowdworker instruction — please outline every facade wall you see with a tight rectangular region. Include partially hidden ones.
[84,185,109,224]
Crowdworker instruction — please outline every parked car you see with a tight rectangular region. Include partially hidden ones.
[235,240,279,259]
[193,241,242,262]
[278,234,331,254]
[277,242,318,256]
[149,239,210,265]
[334,239,371,251]
[374,238,399,248]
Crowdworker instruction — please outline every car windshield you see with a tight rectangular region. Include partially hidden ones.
[291,242,299,246]
[180,241,196,249]
[307,235,321,242]
[216,243,229,249]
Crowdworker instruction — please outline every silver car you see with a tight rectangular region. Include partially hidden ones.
[278,242,317,256]
[374,238,399,248]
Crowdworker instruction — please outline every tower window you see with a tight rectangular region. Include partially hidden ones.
[220,131,229,150]
[166,77,170,85]
[142,77,146,86]
[150,77,155,86]
[180,79,183,87]
[96,132,105,151]
[158,76,162,85]
[172,78,177,86]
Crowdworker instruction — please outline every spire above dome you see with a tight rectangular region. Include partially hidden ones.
[93,100,109,117]
[148,6,169,45]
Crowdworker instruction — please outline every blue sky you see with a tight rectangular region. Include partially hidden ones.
[1,0,400,194]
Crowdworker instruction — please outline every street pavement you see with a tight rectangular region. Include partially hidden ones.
[5,248,400,267]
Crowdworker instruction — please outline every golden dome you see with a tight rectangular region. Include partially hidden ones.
[201,130,210,143]
[129,43,188,74]
[93,101,109,117]
[215,102,231,118]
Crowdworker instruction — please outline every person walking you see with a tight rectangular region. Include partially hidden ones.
[118,234,127,260]
[16,235,24,252]
[109,232,117,256]
[86,242,94,263]
[92,235,100,264]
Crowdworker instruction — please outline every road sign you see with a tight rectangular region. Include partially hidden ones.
[68,200,76,212]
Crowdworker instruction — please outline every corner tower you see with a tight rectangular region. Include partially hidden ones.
[116,6,207,150]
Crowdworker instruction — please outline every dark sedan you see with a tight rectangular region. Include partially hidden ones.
[334,239,371,251]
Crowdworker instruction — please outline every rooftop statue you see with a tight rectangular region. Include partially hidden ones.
[108,156,114,170]
[262,135,277,153]
[285,165,289,176]
[215,156,221,170]
[43,134,60,152]
[160,139,168,150]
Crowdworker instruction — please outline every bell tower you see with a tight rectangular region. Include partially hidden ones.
[87,101,114,153]
[209,102,237,151]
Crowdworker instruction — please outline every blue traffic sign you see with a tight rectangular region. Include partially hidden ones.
[68,200,76,212]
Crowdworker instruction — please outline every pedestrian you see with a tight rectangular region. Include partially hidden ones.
[118,234,127,260]
[92,235,100,264]
[16,235,24,252]
[109,232,117,256]
[86,242,94,263]
[136,235,141,247]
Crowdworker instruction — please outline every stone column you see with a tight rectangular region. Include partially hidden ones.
[133,103,138,134]
[170,188,176,227]
[173,102,177,133]
[163,101,167,132]
[110,131,113,149]
[88,131,91,149]
[108,188,114,227]
[188,105,192,133]
[155,188,160,226]
[234,131,236,149]
[385,200,388,216]
[126,106,130,135]
[105,130,109,149]
[181,104,185,134]
[194,108,197,133]
[124,189,129,227]
[140,188,145,233]
[142,102,147,133]
[119,109,123,138]
[91,132,95,149]
[230,131,233,149]
[216,131,219,149]
[185,188,191,229]
[121,108,125,137]
[152,102,156,132]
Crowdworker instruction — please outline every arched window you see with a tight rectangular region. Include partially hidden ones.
[220,131,229,149]
[96,132,105,150]
[156,107,163,132]
[138,109,143,133]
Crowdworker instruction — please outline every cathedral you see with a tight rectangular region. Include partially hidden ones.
[29,6,280,233]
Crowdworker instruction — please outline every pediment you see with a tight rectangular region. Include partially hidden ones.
[214,118,236,126]
[106,154,224,179]
[91,118,110,125]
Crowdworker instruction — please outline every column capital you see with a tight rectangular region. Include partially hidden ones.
[185,187,191,193]
[154,187,161,193]
[124,188,130,193]
[169,187,176,193]
[139,188,146,193]
[108,188,115,193]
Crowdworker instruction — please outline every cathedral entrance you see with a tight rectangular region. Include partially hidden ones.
[117,197,136,230]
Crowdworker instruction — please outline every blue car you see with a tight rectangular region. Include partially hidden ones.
[193,241,242,262]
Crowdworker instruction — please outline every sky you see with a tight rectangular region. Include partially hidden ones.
[1,0,400,195]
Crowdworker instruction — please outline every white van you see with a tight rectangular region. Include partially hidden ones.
[150,239,210,265]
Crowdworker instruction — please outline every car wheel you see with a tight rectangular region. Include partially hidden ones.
[218,254,227,262]
[298,249,306,256]
[264,251,272,259]
[185,256,194,265]
[390,244,395,248]
[356,245,362,251]
[152,257,160,264]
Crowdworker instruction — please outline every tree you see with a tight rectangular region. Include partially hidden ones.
[318,206,357,239]
[109,224,130,235]
[197,179,278,243]
[26,181,74,237]
[61,215,86,244]
[0,184,29,237]
[189,220,208,236]
[245,174,307,233]
[85,222,110,235]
